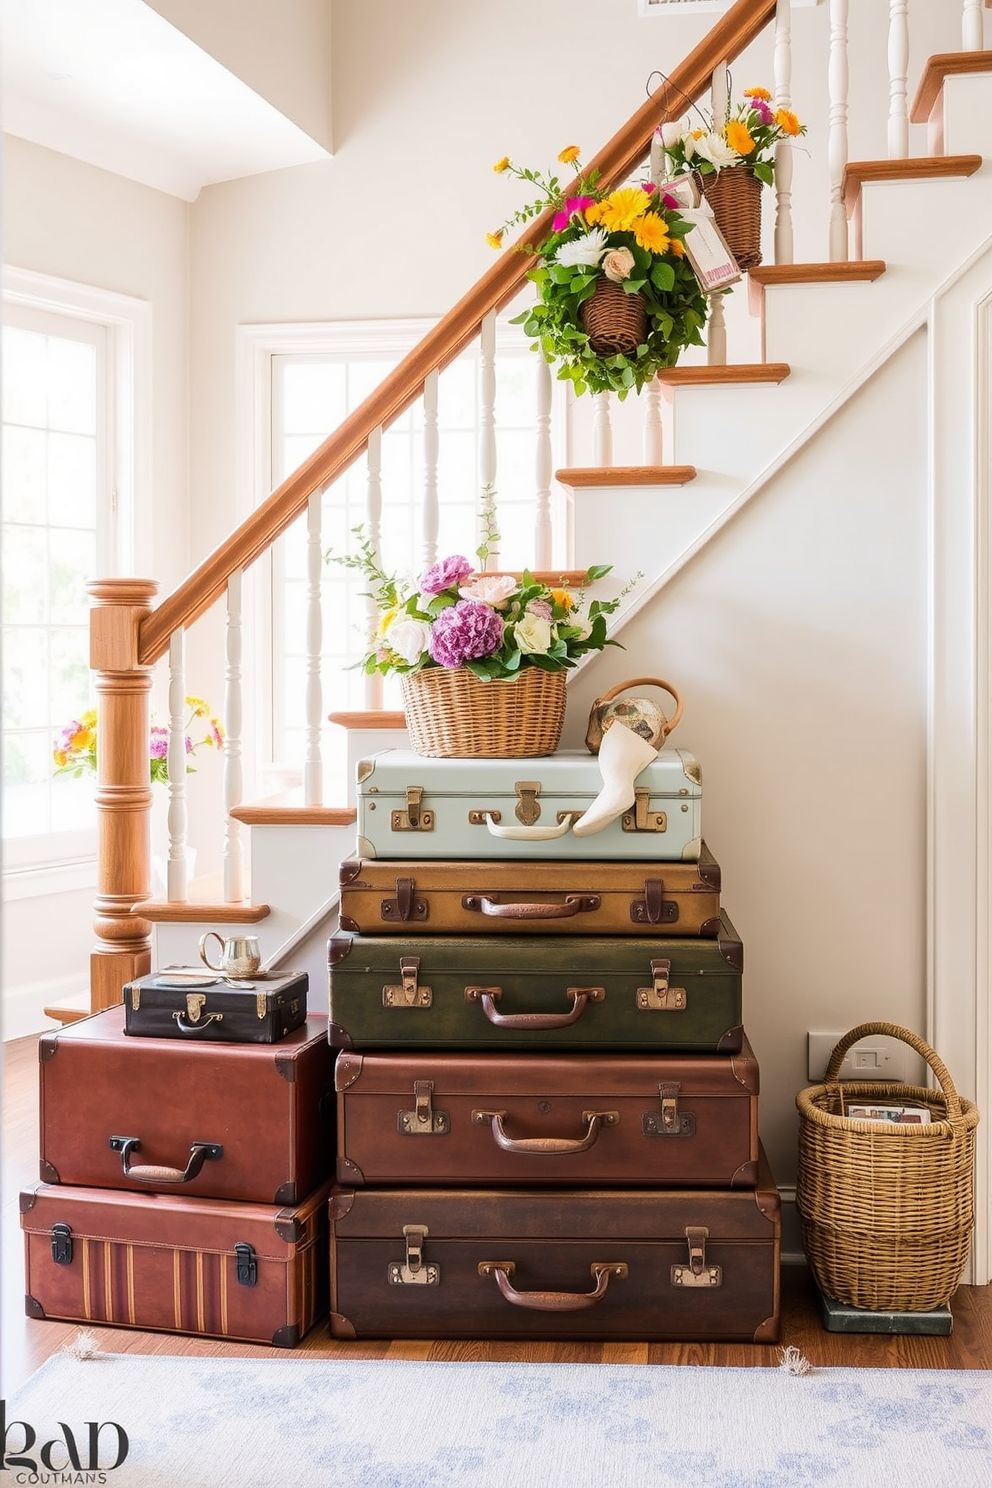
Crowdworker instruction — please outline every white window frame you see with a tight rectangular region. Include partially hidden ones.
[236,315,569,788]
[2,266,150,897]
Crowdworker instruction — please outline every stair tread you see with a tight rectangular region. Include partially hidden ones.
[749,261,886,285]
[329,711,407,731]
[136,871,271,923]
[231,790,357,826]
[911,51,992,124]
[657,364,791,386]
[844,154,982,212]
[555,465,696,487]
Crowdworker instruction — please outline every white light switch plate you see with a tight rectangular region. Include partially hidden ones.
[807,1032,926,1085]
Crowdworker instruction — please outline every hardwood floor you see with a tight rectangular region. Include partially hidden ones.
[4,1031,991,1395]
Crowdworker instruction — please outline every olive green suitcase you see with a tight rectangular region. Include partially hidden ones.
[327,912,743,1054]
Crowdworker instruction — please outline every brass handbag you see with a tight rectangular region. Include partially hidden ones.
[585,677,683,754]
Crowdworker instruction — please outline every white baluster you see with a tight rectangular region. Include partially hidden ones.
[963,0,983,51]
[774,0,795,265]
[711,62,729,132]
[643,379,664,466]
[166,629,189,903]
[592,393,614,467]
[363,429,384,711]
[887,1,909,160]
[707,294,728,367]
[222,570,245,903]
[422,371,439,571]
[479,312,498,568]
[304,490,323,807]
[828,0,850,262]
[535,357,553,569]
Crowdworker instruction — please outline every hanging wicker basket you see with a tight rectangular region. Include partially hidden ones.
[697,166,763,270]
[401,667,567,758]
[580,277,647,355]
[795,1022,980,1312]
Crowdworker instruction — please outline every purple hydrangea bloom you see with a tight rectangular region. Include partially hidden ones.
[420,554,474,597]
[428,600,504,668]
[149,727,170,760]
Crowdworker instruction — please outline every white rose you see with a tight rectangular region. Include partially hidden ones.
[692,131,741,170]
[513,613,553,656]
[602,248,636,284]
[458,574,518,608]
[660,121,685,149]
[384,617,432,665]
[555,228,608,269]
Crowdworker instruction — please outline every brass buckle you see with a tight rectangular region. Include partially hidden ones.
[642,1081,696,1137]
[671,1226,722,1288]
[397,1080,450,1136]
[636,959,687,1012]
[621,788,667,834]
[382,957,433,1008]
[185,992,207,1023]
[390,786,434,832]
[514,781,541,826]
[388,1224,439,1286]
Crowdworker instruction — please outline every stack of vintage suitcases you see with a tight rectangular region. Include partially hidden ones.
[20,969,337,1347]
[327,687,782,1344]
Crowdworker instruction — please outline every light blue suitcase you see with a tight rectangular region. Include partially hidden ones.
[355,748,702,861]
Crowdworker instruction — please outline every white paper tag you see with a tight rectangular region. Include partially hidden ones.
[661,172,742,293]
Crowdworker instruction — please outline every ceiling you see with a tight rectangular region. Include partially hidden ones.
[0,0,331,202]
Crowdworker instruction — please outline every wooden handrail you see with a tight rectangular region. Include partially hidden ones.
[137,0,776,665]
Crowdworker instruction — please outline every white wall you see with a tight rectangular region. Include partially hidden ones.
[2,134,190,1036]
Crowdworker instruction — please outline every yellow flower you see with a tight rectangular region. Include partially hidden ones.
[583,201,604,226]
[596,187,651,234]
[558,145,580,164]
[632,212,670,255]
[670,238,685,258]
[70,722,95,752]
[744,87,772,101]
[185,694,209,718]
[775,108,801,136]
[725,121,756,156]
[493,156,510,174]
[53,749,68,768]
[377,606,398,638]
[486,231,504,250]
[80,709,97,728]
[550,588,576,611]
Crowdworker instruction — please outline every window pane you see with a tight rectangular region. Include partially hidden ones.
[2,526,48,624]
[48,431,97,528]
[48,336,97,435]
[2,326,47,428]
[3,731,51,837]
[49,527,95,626]
[2,425,47,522]
[3,627,49,728]
[281,363,346,435]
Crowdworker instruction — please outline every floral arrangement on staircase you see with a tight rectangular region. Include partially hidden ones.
[488,145,709,398]
[53,696,224,785]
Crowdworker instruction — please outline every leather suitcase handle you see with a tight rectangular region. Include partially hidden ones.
[472,1109,618,1154]
[478,1261,628,1311]
[109,1135,223,1185]
[465,985,604,1029]
[462,894,600,920]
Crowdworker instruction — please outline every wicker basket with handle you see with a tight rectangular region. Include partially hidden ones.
[401,667,567,758]
[795,1022,979,1311]
[580,278,647,355]
[697,166,763,270]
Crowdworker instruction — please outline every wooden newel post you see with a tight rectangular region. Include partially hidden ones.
[87,578,159,1012]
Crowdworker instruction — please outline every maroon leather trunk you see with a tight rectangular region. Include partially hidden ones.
[329,1149,780,1343]
[39,1008,335,1205]
[21,1180,331,1347]
[335,1040,759,1189]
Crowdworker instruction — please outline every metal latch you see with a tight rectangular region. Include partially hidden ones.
[388,1224,439,1286]
[383,957,433,1008]
[671,1226,722,1288]
[622,788,667,834]
[636,959,687,1011]
[51,1222,73,1266]
[235,1241,258,1287]
[129,984,141,1011]
[184,992,207,1023]
[255,991,268,1020]
[380,877,428,923]
[630,880,678,926]
[398,1080,450,1136]
[514,781,541,825]
[642,1081,696,1137]
[390,787,434,832]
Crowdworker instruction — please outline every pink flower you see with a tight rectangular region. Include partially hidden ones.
[661,193,679,209]
[525,599,553,620]
[641,181,657,194]
[420,554,475,596]
[149,727,170,760]
[428,600,504,667]
[458,574,518,608]
[552,196,595,232]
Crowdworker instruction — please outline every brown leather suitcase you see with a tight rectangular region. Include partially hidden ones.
[21,1180,331,1347]
[335,1038,759,1189]
[338,844,722,938]
[39,1008,335,1205]
[329,1147,780,1343]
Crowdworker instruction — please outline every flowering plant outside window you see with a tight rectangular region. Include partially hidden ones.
[53,697,224,785]
[488,145,708,398]
[330,497,636,683]
[657,87,805,186]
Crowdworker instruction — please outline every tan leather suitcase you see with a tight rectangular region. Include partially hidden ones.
[338,844,722,938]
[39,1007,335,1205]
[328,1147,780,1343]
[21,1180,331,1347]
[335,1039,759,1188]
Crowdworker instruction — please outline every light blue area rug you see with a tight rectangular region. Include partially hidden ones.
[7,1352,992,1487]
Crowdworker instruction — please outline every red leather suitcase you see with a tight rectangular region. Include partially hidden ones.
[21,1180,331,1347]
[335,1039,759,1188]
[39,1008,335,1205]
[329,1148,780,1343]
